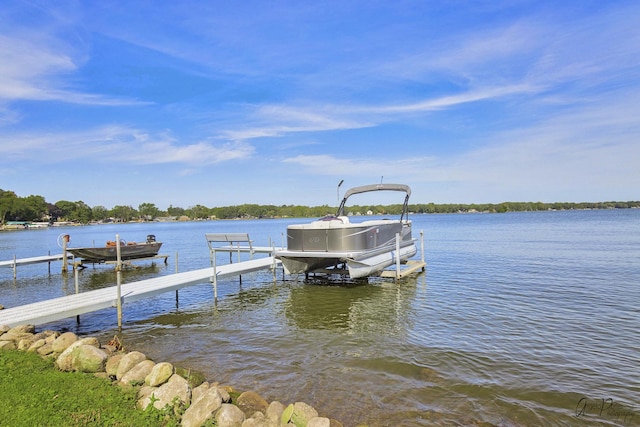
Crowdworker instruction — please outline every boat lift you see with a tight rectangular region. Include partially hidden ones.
[379,230,426,281]
[205,233,281,300]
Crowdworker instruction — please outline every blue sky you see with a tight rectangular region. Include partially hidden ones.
[1,1,638,209]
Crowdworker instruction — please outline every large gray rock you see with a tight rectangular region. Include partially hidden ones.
[146,361,174,387]
[43,330,60,343]
[17,335,37,351]
[136,385,157,410]
[8,324,35,334]
[78,336,100,348]
[236,391,269,417]
[27,338,46,353]
[289,402,318,427]
[56,338,103,371]
[181,386,224,427]
[0,324,10,335]
[116,351,147,380]
[147,374,191,411]
[307,417,331,427]
[52,332,78,353]
[191,382,210,404]
[105,353,124,377]
[120,360,155,386]
[0,332,31,345]
[215,403,245,427]
[72,345,108,373]
[0,340,16,350]
[242,411,279,427]
[265,401,285,424]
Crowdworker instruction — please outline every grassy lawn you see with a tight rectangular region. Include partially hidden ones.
[0,350,180,427]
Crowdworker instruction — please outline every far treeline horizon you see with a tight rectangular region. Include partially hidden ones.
[1,188,639,225]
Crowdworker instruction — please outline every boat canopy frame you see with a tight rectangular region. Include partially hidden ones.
[336,183,411,221]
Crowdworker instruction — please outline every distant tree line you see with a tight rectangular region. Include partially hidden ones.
[1,188,639,225]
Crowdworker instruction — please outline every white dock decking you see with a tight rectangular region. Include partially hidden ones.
[0,254,71,268]
[0,256,279,328]
[0,253,73,278]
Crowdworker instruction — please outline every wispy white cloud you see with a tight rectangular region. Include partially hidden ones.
[221,105,374,141]
[2,1,639,206]
[219,82,538,142]
[125,140,254,165]
[0,34,146,106]
[282,154,440,179]
[283,81,640,203]
[0,126,254,166]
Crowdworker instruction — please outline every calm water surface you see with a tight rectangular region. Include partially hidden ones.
[1,210,639,426]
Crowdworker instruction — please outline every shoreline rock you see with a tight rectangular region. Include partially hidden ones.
[0,323,345,427]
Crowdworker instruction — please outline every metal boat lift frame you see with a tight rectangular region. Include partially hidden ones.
[205,233,281,300]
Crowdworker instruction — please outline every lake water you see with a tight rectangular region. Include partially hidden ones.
[1,210,639,426]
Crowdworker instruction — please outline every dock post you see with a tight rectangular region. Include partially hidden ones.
[214,259,218,302]
[74,263,80,323]
[13,255,17,279]
[420,230,425,270]
[116,234,123,330]
[175,251,179,306]
[74,264,79,294]
[395,233,401,282]
[48,250,51,274]
[271,244,277,283]
[61,234,69,273]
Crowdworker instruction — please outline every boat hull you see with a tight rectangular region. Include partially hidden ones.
[276,218,415,277]
[67,242,163,262]
[346,241,417,278]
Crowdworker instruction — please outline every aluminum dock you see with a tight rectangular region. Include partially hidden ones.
[0,254,71,268]
[0,254,72,278]
[0,256,279,328]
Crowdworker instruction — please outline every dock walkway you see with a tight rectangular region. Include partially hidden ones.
[0,253,72,278]
[0,254,71,268]
[0,256,278,328]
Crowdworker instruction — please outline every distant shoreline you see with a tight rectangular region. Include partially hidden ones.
[2,202,639,231]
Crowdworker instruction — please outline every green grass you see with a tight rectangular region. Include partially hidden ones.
[0,350,180,427]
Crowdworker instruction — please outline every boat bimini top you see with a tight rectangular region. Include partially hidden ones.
[336,183,412,221]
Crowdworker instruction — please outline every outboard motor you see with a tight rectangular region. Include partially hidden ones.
[146,235,156,243]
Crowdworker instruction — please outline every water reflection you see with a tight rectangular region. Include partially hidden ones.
[80,264,165,290]
[284,278,417,337]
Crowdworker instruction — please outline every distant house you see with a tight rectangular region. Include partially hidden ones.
[4,221,28,229]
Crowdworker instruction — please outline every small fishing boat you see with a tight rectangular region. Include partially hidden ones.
[275,184,417,278]
[66,235,163,262]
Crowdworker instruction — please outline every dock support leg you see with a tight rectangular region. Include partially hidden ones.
[175,251,179,307]
[212,256,218,303]
[74,264,80,294]
[74,264,81,323]
[62,235,68,273]
[13,255,17,279]
[272,249,277,284]
[395,233,401,282]
[420,230,426,271]
[116,234,123,331]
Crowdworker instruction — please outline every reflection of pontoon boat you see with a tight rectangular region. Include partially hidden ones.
[275,184,417,278]
[66,235,163,262]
